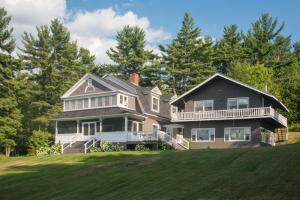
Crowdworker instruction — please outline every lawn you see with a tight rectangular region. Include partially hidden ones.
[0,138,300,200]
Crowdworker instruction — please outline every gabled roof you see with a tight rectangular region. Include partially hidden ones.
[170,73,289,112]
[61,73,117,98]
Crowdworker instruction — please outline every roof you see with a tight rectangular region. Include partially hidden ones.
[170,73,289,112]
[54,107,143,120]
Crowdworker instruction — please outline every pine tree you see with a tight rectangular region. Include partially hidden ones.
[160,13,215,94]
[20,19,95,133]
[107,25,153,78]
[0,8,22,157]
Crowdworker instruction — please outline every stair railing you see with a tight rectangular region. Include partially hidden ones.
[61,134,79,154]
[84,138,101,154]
[176,134,190,150]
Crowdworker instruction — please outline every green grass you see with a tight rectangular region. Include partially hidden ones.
[1,143,300,200]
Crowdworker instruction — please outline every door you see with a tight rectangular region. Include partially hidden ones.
[82,122,96,140]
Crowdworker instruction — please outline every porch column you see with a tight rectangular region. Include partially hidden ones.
[76,120,79,135]
[55,120,58,135]
[124,115,128,133]
[99,118,102,133]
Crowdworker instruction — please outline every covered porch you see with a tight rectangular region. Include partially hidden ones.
[55,114,159,144]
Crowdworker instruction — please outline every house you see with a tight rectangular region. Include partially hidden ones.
[54,73,288,153]
[169,73,288,149]
[54,73,177,153]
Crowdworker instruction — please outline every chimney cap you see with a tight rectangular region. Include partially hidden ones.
[129,72,139,86]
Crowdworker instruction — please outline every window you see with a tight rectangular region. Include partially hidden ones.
[64,98,89,111]
[191,128,215,142]
[194,100,214,112]
[224,127,251,142]
[171,105,178,115]
[151,96,159,112]
[119,94,128,107]
[227,97,249,109]
[85,78,95,93]
[91,95,117,108]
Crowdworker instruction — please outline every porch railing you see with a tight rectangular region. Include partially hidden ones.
[176,135,189,149]
[172,107,287,127]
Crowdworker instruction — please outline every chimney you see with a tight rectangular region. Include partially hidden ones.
[129,72,139,86]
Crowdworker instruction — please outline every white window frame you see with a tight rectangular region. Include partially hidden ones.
[170,105,178,116]
[151,96,160,112]
[194,100,214,112]
[227,97,249,110]
[224,127,251,142]
[118,94,128,108]
[85,78,95,93]
[191,128,215,142]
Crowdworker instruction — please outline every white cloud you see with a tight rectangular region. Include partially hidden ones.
[1,1,170,64]
[0,0,66,47]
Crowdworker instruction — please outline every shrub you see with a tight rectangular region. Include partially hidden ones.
[135,144,150,151]
[27,130,52,155]
[289,123,300,132]
[0,154,6,160]
[36,144,61,156]
[159,142,174,150]
[90,142,125,152]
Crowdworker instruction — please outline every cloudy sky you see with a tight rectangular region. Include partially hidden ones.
[1,0,300,64]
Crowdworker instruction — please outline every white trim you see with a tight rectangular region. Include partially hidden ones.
[151,96,160,113]
[61,73,117,98]
[194,100,214,112]
[151,86,162,95]
[84,78,95,93]
[227,97,249,109]
[170,73,289,112]
[103,74,137,94]
[191,128,215,142]
[54,113,146,121]
[224,127,251,142]
[82,121,97,137]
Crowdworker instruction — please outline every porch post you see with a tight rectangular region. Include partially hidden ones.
[55,121,58,144]
[99,118,102,133]
[124,115,128,133]
[76,120,79,135]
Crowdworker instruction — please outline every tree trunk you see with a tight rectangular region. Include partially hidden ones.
[5,145,11,157]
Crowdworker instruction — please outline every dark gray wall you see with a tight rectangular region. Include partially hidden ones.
[183,77,263,111]
[181,119,261,149]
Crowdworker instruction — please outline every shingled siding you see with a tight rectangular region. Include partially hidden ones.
[69,79,111,97]
[184,77,262,112]
[182,119,261,149]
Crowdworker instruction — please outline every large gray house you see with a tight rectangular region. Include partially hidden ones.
[54,73,288,153]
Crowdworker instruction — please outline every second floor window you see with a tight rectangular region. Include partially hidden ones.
[194,100,214,112]
[227,97,249,109]
[119,94,128,107]
[151,96,159,112]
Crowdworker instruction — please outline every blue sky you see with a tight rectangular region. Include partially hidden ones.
[2,0,300,63]
[67,0,300,42]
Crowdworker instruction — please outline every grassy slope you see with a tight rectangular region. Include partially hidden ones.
[0,136,300,200]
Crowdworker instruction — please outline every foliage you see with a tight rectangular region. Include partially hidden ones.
[90,141,125,152]
[36,143,61,156]
[0,7,22,157]
[159,142,174,150]
[160,13,215,94]
[227,61,281,98]
[289,124,300,132]
[27,130,52,155]
[134,144,150,151]
[107,25,154,77]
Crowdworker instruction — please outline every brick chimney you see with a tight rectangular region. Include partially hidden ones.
[129,72,139,86]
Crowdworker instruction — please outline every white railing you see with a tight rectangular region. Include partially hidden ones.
[173,107,287,127]
[84,138,100,153]
[176,135,189,149]
[60,134,80,153]
[157,131,177,147]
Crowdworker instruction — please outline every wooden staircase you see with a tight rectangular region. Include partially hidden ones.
[63,141,86,153]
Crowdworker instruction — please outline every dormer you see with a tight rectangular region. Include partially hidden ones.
[151,86,162,113]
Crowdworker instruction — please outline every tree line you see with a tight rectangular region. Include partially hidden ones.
[0,7,299,156]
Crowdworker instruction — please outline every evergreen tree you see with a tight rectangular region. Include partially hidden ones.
[214,24,245,74]
[107,25,153,77]
[20,19,95,133]
[0,8,22,157]
[160,13,215,94]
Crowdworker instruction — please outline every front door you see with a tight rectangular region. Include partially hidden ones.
[82,122,96,140]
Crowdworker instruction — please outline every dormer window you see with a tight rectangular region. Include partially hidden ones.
[151,96,159,112]
[85,78,95,93]
[119,94,128,107]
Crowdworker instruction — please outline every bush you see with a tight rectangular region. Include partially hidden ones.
[289,123,300,132]
[90,142,125,152]
[36,144,61,156]
[159,142,174,150]
[27,130,52,155]
[0,154,6,160]
[135,144,150,151]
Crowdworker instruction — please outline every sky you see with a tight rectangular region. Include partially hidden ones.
[1,0,300,64]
